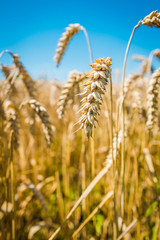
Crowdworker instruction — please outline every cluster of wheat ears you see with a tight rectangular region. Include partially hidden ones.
[0,10,160,240]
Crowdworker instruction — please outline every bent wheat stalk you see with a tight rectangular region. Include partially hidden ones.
[54,23,93,65]
[121,10,160,219]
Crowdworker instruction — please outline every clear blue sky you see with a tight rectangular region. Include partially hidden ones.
[0,0,159,82]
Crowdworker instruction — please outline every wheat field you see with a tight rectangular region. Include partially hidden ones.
[0,10,160,240]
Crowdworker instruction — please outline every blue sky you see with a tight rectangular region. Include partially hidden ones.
[0,0,159,82]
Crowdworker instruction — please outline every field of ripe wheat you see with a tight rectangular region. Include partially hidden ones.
[0,10,160,240]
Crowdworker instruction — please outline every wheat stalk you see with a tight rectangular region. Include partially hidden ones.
[72,191,113,238]
[78,57,112,138]
[57,70,86,119]
[104,130,123,166]
[54,23,93,66]
[146,68,160,131]
[121,10,160,218]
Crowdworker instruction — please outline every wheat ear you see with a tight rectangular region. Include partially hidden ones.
[21,99,54,146]
[146,68,160,131]
[0,100,6,121]
[1,65,19,98]
[142,10,160,27]
[54,23,93,65]
[57,71,86,119]
[25,182,49,212]
[0,50,36,98]
[147,49,160,76]
[131,90,144,121]
[78,57,112,138]
[124,74,141,99]
[132,55,152,74]
[4,100,19,149]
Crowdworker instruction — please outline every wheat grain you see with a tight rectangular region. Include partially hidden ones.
[146,68,160,131]
[57,70,86,119]
[78,57,112,138]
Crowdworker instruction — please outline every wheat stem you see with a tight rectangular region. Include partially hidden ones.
[110,73,118,239]
[80,26,93,64]
[72,191,113,238]
[90,129,95,178]
[121,20,142,220]
[9,131,15,240]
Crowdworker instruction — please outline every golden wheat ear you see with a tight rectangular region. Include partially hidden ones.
[1,64,19,98]
[78,57,112,138]
[0,50,36,98]
[4,100,19,150]
[57,70,86,119]
[21,99,54,146]
[54,23,93,66]
[146,68,160,131]
[132,55,152,75]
